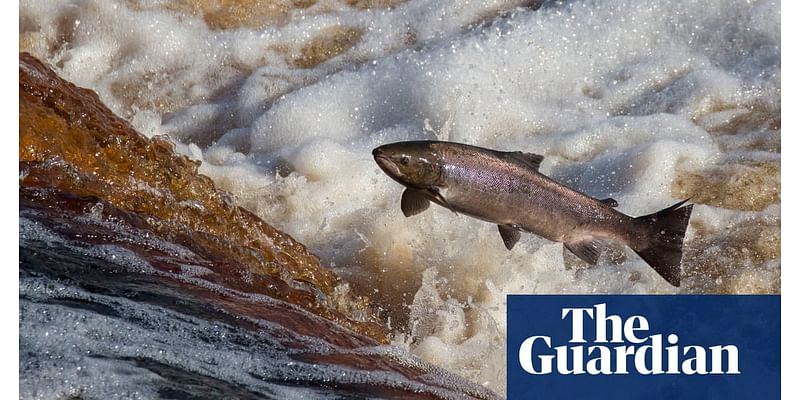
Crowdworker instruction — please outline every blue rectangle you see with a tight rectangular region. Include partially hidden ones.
[507,295,779,400]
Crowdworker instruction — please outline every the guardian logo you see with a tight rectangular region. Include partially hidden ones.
[507,295,779,400]
[517,303,739,375]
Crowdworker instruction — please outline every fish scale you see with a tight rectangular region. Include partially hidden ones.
[373,141,693,287]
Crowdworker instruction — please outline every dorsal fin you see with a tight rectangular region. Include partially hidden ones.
[503,151,544,171]
[600,198,619,207]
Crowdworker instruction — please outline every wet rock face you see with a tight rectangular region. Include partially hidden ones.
[19,51,504,399]
[18,52,386,342]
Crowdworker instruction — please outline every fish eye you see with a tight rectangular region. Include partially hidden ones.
[400,155,409,165]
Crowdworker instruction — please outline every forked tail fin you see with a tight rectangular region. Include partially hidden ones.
[633,200,693,287]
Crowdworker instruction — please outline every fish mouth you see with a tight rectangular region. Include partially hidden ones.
[372,147,402,178]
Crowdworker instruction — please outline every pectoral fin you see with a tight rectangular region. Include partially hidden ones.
[564,239,602,265]
[427,188,457,214]
[498,225,521,250]
[401,189,430,217]
[600,198,619,207]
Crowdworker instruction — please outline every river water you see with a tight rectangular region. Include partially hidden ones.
[20,0,780,396]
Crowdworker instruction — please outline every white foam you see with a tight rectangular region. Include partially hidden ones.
[21,0,780,394]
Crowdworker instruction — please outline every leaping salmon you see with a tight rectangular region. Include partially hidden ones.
[372,141,693,287]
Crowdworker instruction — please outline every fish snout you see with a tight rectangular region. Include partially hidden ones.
[372,146,401,178]
[372,146,388,165]
[372,146,385,160]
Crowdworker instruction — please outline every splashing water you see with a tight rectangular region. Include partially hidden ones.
[20,0,779,394]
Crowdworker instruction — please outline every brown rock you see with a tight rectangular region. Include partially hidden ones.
[19,52,387,343]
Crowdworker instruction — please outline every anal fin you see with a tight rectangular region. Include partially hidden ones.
[564,239,602,265]
[401,189,430,217]
[498,225,521,250]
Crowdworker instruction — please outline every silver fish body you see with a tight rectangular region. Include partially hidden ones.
[373,141,692,287]
[434,143,636,244]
